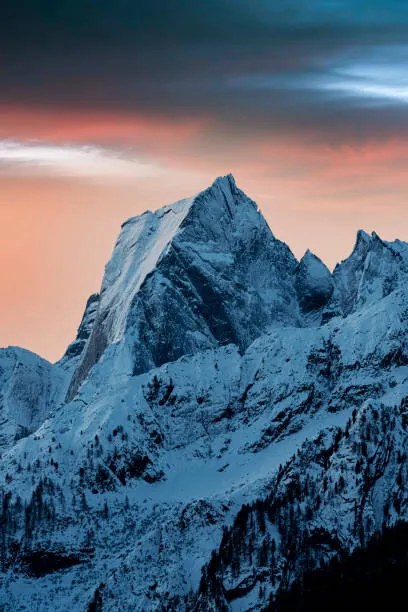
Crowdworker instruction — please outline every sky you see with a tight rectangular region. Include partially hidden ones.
[2,1,408,361]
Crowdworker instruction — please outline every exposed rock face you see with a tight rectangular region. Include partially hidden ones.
[1,175,408,611]
[59,293,99,368]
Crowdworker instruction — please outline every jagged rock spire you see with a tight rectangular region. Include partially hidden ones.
[67,175,299,399]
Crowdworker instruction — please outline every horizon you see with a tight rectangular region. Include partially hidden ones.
[2,1,408,360]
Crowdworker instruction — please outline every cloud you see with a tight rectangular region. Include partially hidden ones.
[0,140,165,181]
[322,60,408,105]
[4,1,408,46]
[2,2,408,145]
[231,44,408,101]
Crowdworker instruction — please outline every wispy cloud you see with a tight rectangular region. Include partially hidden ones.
[230,45,408,108]
[322,61,408,104]
[0,140,163,181]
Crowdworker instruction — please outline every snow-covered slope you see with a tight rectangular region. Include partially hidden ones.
[1,175,408,611]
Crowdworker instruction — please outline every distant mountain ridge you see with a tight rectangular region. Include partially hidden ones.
[0,175,408,610]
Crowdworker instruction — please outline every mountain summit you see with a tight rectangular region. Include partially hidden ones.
[1,176,408,611]
[68,174,300,398]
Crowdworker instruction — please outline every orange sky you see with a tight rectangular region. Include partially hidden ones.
[1,107,408,361]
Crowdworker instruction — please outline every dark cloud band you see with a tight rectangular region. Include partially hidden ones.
[2,1,408,142]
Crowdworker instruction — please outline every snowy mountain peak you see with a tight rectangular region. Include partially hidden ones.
[209,172,237,191]
[67,175,299,399]
[300,248,323,264]
[295,250,333,315]
[332,227,408,316]
[356,228,371,243]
